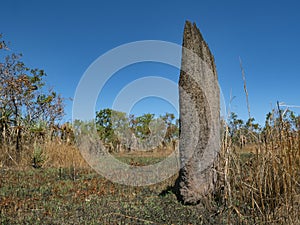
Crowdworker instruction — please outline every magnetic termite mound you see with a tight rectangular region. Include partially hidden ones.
[178,21,220,204]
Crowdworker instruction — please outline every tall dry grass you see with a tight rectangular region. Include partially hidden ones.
[0,140,89,170]
[216,112,300,224]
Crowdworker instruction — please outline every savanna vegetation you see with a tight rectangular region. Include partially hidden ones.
[1,35,300,224]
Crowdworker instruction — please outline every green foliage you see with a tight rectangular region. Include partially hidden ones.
[133,113,154,139]
[32,144,46,168]
[95,108,119,145]
[227,112,261,145]
[160,113,179,142]
[95,109,179,152]
[228,112,244,143]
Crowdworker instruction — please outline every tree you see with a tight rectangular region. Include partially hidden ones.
[95,109,129,151]
[160,113,179,143]
[133,113,154,139]
[95,108,115,144]
[95,110,179,152]
[228,112,244,143]
[0,35,64,161]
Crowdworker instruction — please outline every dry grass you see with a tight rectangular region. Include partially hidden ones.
[42,141,89,169]
[215,118,300,224]
[0,140,89,170]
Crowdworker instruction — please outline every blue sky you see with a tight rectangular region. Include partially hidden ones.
[1,0,300,125]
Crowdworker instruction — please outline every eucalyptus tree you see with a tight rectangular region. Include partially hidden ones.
[0,35,64,161]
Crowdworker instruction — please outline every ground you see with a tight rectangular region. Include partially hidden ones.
[0,153,217,225]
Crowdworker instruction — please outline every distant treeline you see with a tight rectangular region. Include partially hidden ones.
[94,109,179,152]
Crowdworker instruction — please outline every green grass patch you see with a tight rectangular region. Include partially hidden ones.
[0,167,212,224]
[114,155,166,166]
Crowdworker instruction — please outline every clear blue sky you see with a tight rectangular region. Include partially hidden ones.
[1,0,300,125]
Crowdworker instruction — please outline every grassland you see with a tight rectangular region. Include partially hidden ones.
[0,159,210,225]
[1,132,300,224]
